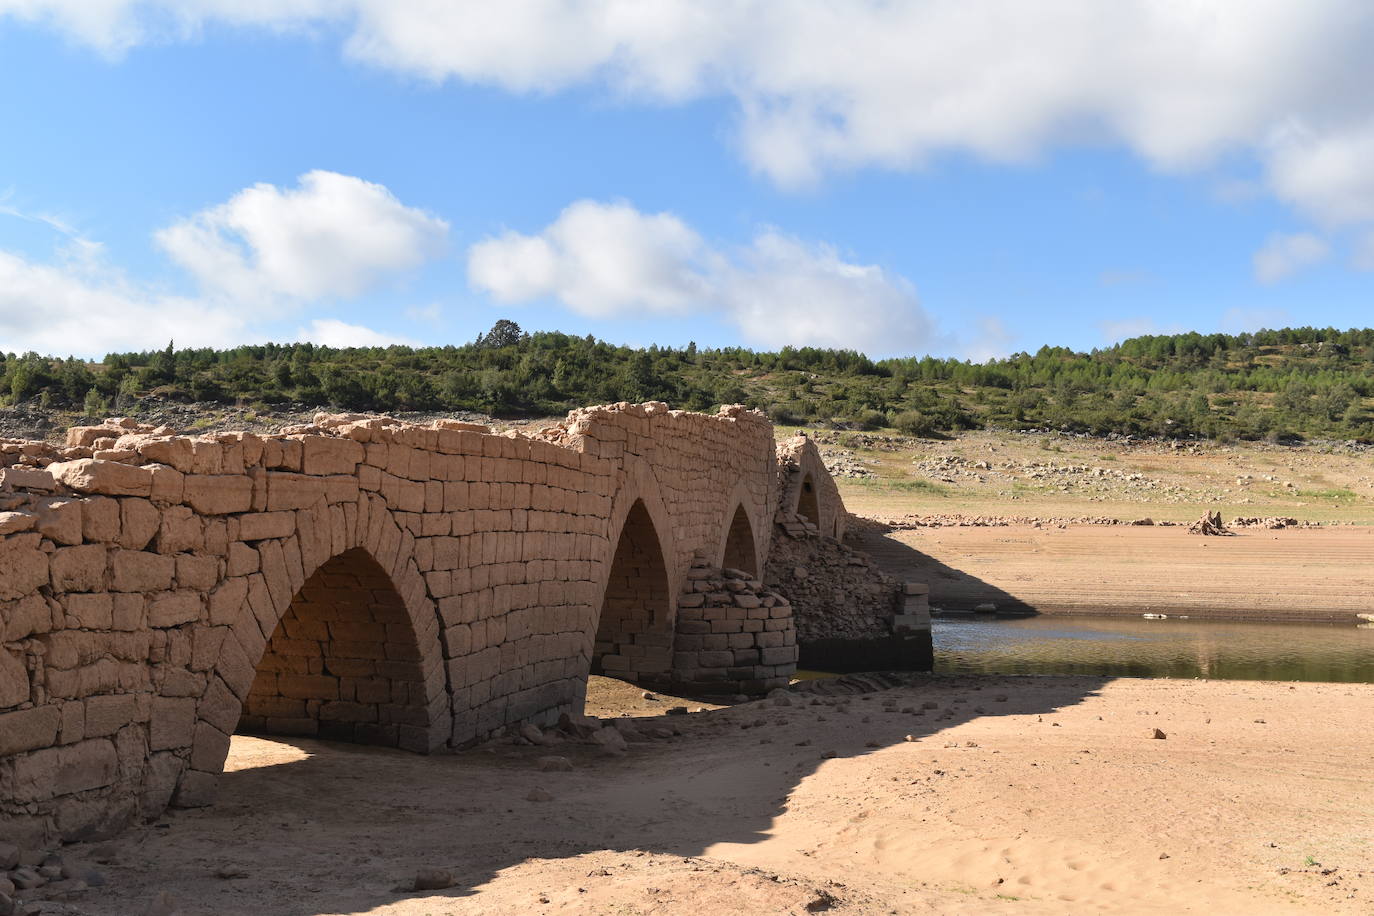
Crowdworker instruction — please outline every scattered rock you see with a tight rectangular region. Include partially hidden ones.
[525,788,554,802]
[590,727,628,756]
[1151,728,1167,740]
[537,756,574,772]
[665,706,689,716]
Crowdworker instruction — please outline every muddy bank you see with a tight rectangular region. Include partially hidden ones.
[858,524,1374,622]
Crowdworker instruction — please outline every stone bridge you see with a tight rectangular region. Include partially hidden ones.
[0,403,847,844]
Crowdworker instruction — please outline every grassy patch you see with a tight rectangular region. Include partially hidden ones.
[1294,487,1360,501]
[854,477,951,496]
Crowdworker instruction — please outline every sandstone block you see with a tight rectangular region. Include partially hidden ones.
[83,694,138,738]
[301,436,365,476]
[35,499,83,545]
[0,705,61,755]
[65,594,114,630]
[110,551,175,592]
[119,498,160,549]
[0,648,30,708]
[0,535,49,600]
[50,544,106,592]
[149,696,196,750]
[236,511,296,541]
[48,459,153,497]
[148,592,202,628]
[183,475,253,515]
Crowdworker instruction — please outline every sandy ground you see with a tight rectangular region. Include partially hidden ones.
[858,525,1374,620]
[50,675,1374,915]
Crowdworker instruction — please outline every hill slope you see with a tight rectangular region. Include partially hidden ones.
[2,324,1372,442]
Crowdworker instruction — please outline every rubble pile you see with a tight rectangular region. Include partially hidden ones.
[764,517,901,643]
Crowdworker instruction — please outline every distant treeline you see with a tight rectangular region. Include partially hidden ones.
[3,321,1373,442]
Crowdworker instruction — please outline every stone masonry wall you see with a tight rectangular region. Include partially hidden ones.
[0,401,790,845]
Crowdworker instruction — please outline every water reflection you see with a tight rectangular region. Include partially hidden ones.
[934,615,1374,683]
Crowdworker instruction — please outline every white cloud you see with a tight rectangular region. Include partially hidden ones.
[156,169,447,304]
[469,199,932,354]
[296,318,415,348]
[14,1,1374,225]
[1253,232,1329,284]
[0,169,439,357]
[0,248,245,356]
[470,200,712,317]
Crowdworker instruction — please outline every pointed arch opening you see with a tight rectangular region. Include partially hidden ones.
[722,504,759,576]
[797,473,820,524]
[237,548,430,750]
[593,499,673,681]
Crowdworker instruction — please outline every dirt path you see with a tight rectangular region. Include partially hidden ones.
[51,676,1374,914]
[860,525,1374,620]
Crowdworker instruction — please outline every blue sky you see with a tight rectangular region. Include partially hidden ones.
[1,2,1371,360]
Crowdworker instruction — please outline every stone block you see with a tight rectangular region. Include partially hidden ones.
[149,696,196,750]
[110,550,175,592]
[48,459,153,497]
[0,649,31,708]
[119,498,160,549]
[183,475,253,515]
[50,545,106,592]
[84,694,138,737]
[148,592,202,628]
[302,436,365,476]
[0,535,49,600]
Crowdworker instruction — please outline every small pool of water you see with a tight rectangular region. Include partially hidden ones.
[933,615,1374,683]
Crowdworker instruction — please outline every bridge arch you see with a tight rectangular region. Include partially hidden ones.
[179,496,450,806]
[590,459,679,684]
[797,473,820,525]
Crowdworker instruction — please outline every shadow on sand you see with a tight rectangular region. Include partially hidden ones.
[77,673,1114,914]
[853,526,1038,614]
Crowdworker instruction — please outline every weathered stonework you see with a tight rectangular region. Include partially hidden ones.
[0,403,850,845]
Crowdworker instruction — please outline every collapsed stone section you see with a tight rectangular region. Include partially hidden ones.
[0,401,809,845]
[764,517,901,643]
[672,550,797,694]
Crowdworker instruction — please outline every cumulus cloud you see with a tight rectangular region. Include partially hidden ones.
[14,1,1374,225]
[156,170,447,304]
[469,199,932,354]
[0,248,246,355]
[0,170,437,356]
[1253,232,1330,284]
[296,317,415,348]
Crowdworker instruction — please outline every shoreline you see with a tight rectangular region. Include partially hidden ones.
[860,523,1374,623]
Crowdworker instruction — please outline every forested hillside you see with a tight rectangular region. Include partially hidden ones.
[3,321,1372,442]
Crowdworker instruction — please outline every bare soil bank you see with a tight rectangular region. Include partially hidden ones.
[54,676,1373,914]
[859,524,1374,621]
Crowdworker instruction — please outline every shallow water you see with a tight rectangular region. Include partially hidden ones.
[932,614,1374,683]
